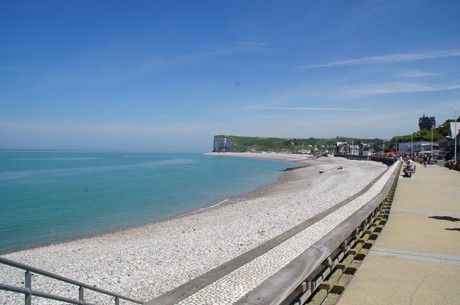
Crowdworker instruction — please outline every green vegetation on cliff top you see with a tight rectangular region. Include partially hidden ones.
[215,135,383,153]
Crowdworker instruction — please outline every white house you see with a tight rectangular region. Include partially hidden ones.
[398,141,439,154]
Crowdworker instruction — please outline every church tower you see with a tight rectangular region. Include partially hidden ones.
[419,114,436,131]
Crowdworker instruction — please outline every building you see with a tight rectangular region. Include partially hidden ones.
[335,142,359,155]
[419,114,436,131]
[439,122,460,161]
[450,121,460,139]
[398,141,439,155]
[447,122,460,161]
[362,143,382,156]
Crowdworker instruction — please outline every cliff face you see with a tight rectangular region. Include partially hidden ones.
[213,136,237,152]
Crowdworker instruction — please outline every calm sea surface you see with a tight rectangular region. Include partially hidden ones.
[0,151,294,254]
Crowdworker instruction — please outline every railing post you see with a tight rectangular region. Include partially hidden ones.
[79,286,84,303]
[24,270,31,305]
[1,257,144,304]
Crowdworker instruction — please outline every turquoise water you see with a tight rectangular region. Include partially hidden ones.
[0,151,294,254]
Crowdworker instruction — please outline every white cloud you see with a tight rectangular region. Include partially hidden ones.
[305,49,460,68]
[250,106,369,112]
[396,70,437,78]
[234,41,268,49]
[343,82,460,97]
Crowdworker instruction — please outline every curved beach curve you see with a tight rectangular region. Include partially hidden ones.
[0,154,388,303]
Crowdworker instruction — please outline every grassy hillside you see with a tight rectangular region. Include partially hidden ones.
[215,135,385,153]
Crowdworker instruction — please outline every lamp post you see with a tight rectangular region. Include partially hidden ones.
[411,133,413,158]
[431,122,434,159]
[455,111,458,162]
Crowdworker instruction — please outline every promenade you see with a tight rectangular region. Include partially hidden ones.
[337,163,460,305]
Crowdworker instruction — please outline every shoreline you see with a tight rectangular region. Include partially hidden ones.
[0,152,301,255]
[0,153,388,303]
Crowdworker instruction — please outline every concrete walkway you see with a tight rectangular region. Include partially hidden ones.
[337,164,460,305]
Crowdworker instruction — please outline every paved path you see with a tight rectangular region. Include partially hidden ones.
[337,164,460,305]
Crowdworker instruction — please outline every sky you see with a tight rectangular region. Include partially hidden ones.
[1,0,460,152]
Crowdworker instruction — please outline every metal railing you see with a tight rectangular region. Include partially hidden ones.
[285,197,394,305]
[283,160,401,305]
[0,257,144,305]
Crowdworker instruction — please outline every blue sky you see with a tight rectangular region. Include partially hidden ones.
[1,0,459,152]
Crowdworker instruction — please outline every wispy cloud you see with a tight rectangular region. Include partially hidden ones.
[251,106,369,112]
[349,0,415,19]
[234,41,268,50]
[396,70,437,78]
[38,40,269,85]
[305,49,460,68]
[344,82,460,97]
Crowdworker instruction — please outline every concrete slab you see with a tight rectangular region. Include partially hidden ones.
[337,255,460,305]
[376,211,460,255]
[337,164,460,305]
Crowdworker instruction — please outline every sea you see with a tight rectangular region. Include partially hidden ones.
[0,151,295,254]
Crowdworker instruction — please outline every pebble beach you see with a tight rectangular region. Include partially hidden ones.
[0,153,389,304]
